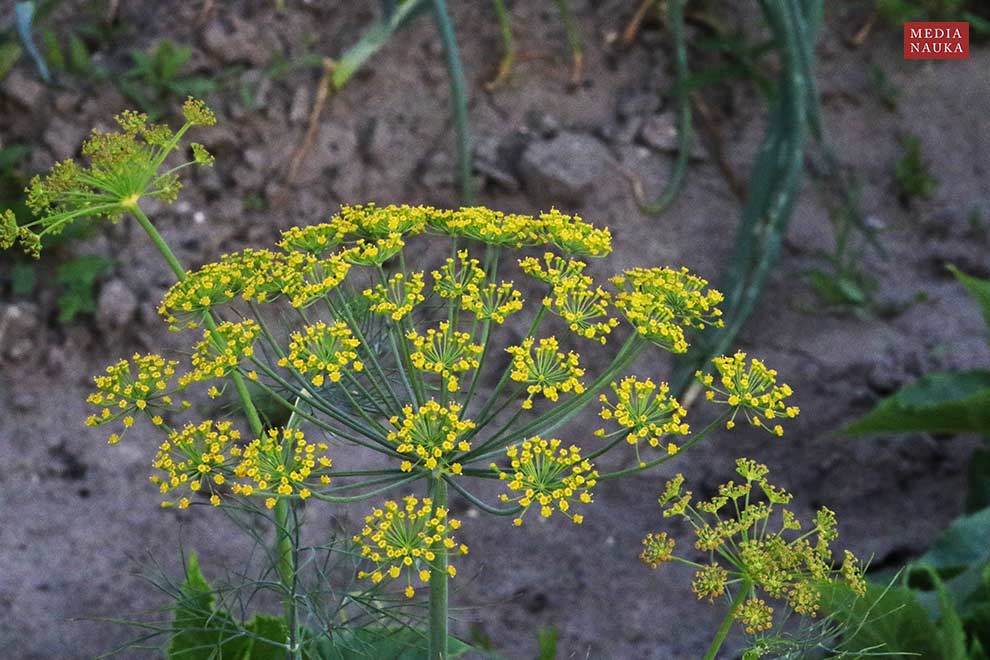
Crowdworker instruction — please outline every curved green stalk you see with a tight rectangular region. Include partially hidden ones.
[703,580,751,660]
[637,0,692,216]
[431,0,475,205]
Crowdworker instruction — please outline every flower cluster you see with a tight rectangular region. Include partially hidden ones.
[539,208,612,257]
[387,401,475,474]
[230,427,333,508]
[85,353,185,444]
[5,99,215,259]
[150,420,239,509]
[278,322,363,387]
[519,252,588,286]
[432,250,485,300]
[641,458,868,636]
[493,437,598,526]
[341,234,405,266]
[181,319,261,387]
[429,206,543,247]
[697,352,799,435]
[506,337,585,408]
[407,322,483,392]
[460,280,523,323]
[353,495,468,598]
[546,278,618,344]
[596,377,689,461]
[612,267,724,353]
[364,272,425,321]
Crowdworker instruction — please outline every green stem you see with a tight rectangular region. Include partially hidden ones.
[431,0,474,205]
[638,0,691,216]
[428,476,449,660]
[274,499,300,659]
[703,580,750,660]
[130,204,295,653]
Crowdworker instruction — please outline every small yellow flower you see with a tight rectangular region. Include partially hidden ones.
[506,337,585,407]
[612,267,723,353]
[278,321,361,387]
[353,495,468,599]
[597,377,689,463]
[86,353,185,443]
[150,420,240,508]
[407,322,483,392]
[460,280,523,324]
[230,427,332,504]
[696,352,799,435]
[492,437,597,525]
[181,319,261,386]
[387,400,475,474]
[363,271,425,320]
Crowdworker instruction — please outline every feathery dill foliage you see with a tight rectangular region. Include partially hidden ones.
[1,100,859,657]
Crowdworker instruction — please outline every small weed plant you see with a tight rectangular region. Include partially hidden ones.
[1,100,869,658]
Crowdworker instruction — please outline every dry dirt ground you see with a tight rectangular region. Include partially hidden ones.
[0,2,988,658]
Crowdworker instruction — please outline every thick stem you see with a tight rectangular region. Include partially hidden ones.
[428,476,449,660]
[431,0,474,205]
[274,499,300,659]
[130,204,294,654]
[703,580,750,660]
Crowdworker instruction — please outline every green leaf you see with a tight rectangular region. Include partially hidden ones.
[916,507,990,578]
[54,254,112,324]
[168,553,252,660]
[536,625,558,660]
[40,28,63,71]
[822,580,945,657]
[0,41,22,81]
[244,615,290,660]
[842,371,990,436]
[67,34,92,77]
[949,265,990,337]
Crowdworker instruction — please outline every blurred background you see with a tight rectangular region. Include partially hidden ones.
[0,1,988,657]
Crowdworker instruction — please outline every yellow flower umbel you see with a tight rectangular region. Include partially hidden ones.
[278,321,362,388]
[407,322,483,392]
[432,250,485,300]
[275,252,351,308]
[518,252,588,287]
[230,427,332,508]
[460,280,523,324]
[506,337,585,408]
[426,206,541,247]
[697,352,800,435]
[387,401,476,474]
[364,271,426,321]
[596,377,690,462]
[338,203,432,239]
[612,267,724,353]
[538,208,612,257]
[492,437,598,526]
[150,420,240,509]
[546,277,618,344]
[180,319,262,387]
[644,458,868,638]
[86,353,186,444]
[353,495,468,598]
[2,100,216,259]
[341,234,405,266]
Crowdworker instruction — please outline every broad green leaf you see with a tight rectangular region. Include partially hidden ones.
[916,507,990,577]
[949,265,990,337]
[537,626,558,660]
[842,371,990,436]
[0,41,22,81]
[822,580,945,657]
[245,615,290,660]
[167,553,252,660]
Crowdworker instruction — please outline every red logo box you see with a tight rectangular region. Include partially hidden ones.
[904,22,969,59]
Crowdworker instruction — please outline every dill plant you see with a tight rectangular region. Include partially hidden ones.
[1,100,851,658]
